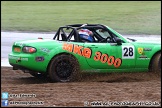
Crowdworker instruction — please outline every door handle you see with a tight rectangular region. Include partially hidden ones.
[89,45,98,48]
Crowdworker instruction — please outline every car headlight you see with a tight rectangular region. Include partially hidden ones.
[22,46,36,53]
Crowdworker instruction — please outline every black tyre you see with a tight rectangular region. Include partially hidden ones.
[29,72,47,78]
[150,52,161,74]
[48,54,80,82]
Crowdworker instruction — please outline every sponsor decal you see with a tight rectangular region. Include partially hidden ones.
[138,55,150,60]
[14,42,25,47]
[62,43,122,68]
[35,56,44,62]
[94,51,122,68]
[143,48,152,51]
[139,55,147,58]
[62,43,92,58]
[40,48,50,53]
[9,56,28,61]
[137,47,151,59]
[138,48,143,55]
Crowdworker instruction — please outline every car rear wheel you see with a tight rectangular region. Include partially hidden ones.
[48,54,80,82]
[150,52,161,74]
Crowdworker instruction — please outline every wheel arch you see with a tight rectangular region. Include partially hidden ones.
[47,52,79,73]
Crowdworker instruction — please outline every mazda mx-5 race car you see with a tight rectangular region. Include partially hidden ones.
[8,24,161,82]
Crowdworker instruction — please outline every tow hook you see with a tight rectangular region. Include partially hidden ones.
[16,58,21,63]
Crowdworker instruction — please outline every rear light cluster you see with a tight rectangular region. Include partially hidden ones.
[22,46,36,53]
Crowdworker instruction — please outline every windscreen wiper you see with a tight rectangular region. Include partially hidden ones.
[127,38,136,42]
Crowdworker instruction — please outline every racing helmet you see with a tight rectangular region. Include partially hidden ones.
[79,29,94,42]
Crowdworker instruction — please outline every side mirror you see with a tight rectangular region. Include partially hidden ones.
[116,38,122,45]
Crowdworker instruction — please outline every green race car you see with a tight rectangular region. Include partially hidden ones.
[8,24,161,82]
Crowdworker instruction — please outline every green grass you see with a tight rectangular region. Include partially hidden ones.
[1,1,161,34]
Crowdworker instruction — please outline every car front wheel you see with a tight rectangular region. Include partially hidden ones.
[150,52,161,74]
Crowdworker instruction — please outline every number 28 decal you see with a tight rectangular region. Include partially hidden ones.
[122,46,135,59]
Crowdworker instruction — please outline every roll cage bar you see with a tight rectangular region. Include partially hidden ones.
[53,24,108,42]
[53,24,124,44]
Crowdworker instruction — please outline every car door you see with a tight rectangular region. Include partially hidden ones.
[83,42,136,69]
[83,29,136,69]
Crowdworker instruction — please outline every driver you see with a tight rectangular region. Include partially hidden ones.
[79,29,94,42]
